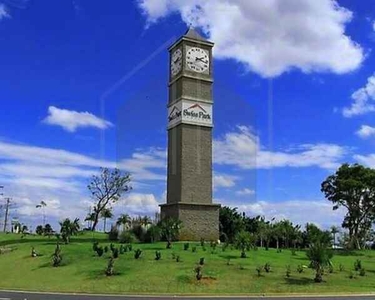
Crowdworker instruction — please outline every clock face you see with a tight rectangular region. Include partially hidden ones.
[186,47,210,73]
[171,48,182,77]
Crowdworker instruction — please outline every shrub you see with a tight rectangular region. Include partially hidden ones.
[184,243,190,251]
[96,246,104,257]
[306,242,333,283]
[52,243,62,267]
[354,259,362,271]
[328,264,334,273]
[155,251,161,260]
[110,243,115,252]
[104,246,109,253]
[119,231,137,244]
[200,238,205,247]
[359,268,366,277]
[349,271,355,279]
[234,231,255,258]
[264,263,271,273]
[126,244,133,252]
[92,242,99,252]
[145,225,161,243]
[256,266,263,277]
[297,265,304,273]
[108,226,119,241]
[112,247,119,259]
[195,265,203,280]
[134,249,142,259]
[192,246,197,253]
[171,252,176,259]
[199,257,205,265]
[176,255,181,262]
[202,246,206,252]
[105,257,115,276]
[119,245,125,254]
[339,264,345,272]
[291,249,296,256]
[285,265,291,278]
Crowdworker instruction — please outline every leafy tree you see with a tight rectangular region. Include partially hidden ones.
[59,218,80,244]
[158,217,182,248]
[219,206,244,243]
[234,231,255,258]
[100,208,113,233]
[21,225,28,234]
[303,223,331,248]
[306,242,333,283]
[116,214,131,231]
[145,225,161,243]
[321,163,375,249]
[44,223,54,238]
[88,168,131,231]
[36,225,44,235]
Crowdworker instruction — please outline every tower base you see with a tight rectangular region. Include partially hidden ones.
[160,202,221,241]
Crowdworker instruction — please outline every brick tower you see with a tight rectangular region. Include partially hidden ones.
[160,28,220,241]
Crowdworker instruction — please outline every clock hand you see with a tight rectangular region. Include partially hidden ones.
[196,57,208,63]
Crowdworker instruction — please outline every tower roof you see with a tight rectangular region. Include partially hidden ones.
[169,26,213,51]
[184,27,208,42]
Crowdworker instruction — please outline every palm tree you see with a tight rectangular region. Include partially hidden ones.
[36,201,47,226]
[59,218,80,244]
[116,214,131,231]
[85,212,96,230]
[234,230,255,258]
[140,216,152,227]
[158,217,182,249]
[330,226,339,247]
[100,208,113,233]
[306,242,333,283]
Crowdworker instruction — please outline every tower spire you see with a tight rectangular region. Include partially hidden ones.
[184,26,207,42]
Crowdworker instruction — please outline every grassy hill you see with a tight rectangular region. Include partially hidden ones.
[0,232,374,295]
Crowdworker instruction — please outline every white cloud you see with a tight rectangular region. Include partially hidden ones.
[138,0,364,77]
[119,149,166,181]
[343,74,375,117]
[0,4,10,20]
[354,153,375,168]
[0,139,167,227]
[214,126,346,170]
[220,199,346,229]
[43,106,114,132]
[120,193,160,215]
[355,125,375,139]
[213,174,237,189]
[0,140,113,167]
[236,188,255,196]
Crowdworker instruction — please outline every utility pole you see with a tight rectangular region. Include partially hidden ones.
[3,198,11,233]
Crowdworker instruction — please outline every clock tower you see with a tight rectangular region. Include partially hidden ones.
[160,28,220,241]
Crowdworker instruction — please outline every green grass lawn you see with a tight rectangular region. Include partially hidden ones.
[0,232,374,295]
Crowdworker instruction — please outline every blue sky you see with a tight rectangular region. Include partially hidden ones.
[1,0,375,230]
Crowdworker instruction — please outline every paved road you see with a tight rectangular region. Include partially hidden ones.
[1,291,375,300]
